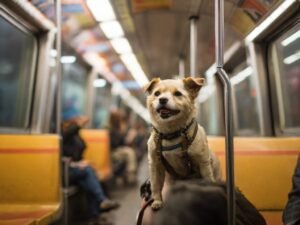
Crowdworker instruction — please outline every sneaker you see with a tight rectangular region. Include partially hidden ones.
[100,199,120,212]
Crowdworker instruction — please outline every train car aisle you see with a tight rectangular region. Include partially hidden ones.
[110,156,149,225]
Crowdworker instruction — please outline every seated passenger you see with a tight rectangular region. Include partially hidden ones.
[138,180,266,225]
[108,109,137,184]
[283,156,300,225]
[62,107,120,220]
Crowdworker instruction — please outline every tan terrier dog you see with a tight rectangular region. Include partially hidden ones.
[144,77,219,210]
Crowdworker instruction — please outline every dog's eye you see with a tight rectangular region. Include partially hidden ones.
[154,91,160,96]
[174,91,182,97]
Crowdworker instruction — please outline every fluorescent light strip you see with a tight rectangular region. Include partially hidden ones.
[120,53,149,87]
[100,21,124,39]
[93,79,107,88]
[230,67,253,85]
[86,0,116,22]
[198,85,216,103]
[283,52,300,64]
[281,30,300,46]
[50,49,57,57]
[61,56,76,64]
[112,81,150,122]
[110,38,132,54]
[245,0,296,44]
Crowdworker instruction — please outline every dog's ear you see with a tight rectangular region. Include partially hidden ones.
[183,77,205,98]
[143,78,160,94]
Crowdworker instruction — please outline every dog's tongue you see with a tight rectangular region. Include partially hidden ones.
[160,109,171,114]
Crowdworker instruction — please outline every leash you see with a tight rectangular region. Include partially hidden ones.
[136,198,154,225]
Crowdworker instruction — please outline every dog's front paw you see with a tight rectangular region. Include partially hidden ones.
[151,200,163,210]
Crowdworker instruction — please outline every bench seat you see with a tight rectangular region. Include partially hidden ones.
[208,137,300,225]
[0,135,62,225]
[0,204,59,225]
[81,129,112,181]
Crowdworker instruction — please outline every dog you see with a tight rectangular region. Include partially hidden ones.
[144,77,220,210]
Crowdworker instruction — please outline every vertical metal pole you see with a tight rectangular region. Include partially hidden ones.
[179,56,185,78]
[189,16,198,77]
[215,1,235,225]
[55,0,62,135]
[55,0,66,224]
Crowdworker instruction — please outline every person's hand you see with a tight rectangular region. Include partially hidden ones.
[78,160,90,169]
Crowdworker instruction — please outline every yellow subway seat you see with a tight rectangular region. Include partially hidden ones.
[0,135,61,225]
[0,204,59,225]
[81,129,112,181]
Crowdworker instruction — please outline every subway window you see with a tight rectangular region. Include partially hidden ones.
[92,79,112,128]
[198,74,224,136]
[269,22,300,134]
[0,15,37,129]
[62,62,89,117]
[230,63,260,136]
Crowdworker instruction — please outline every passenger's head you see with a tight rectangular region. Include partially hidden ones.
[151,180,266,225]
[152,181,228,225]
[109,109,122,130]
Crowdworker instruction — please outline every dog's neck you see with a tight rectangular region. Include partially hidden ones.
[151,109,195,134]
[152,118,195,138]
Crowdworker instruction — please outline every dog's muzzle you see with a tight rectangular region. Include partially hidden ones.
[156,106,180,119]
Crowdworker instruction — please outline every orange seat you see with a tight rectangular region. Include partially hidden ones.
[0,135,62,225]
[208,137,300,225]
[81,129,112,181]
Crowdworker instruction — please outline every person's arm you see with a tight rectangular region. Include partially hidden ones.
[283,157,300,225]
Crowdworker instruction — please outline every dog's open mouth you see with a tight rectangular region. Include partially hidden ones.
[156,107,180,119]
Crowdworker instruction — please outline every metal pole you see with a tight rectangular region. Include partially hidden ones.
[179,56,185,78]
[55,0,62,135]
[214,1,235,225]
[189,16,198,77]
[55,0,67,224]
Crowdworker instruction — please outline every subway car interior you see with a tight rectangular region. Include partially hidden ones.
[0,0,299,225]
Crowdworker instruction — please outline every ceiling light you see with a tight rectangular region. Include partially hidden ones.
[245,0,296,44]
[60,56,76,64]
[281,30,300,46]
[120,53,149,87]
[100,20,124,39]
[50,49,57,57]
[110,38,132,54]
[86,0,116,22]
[93,79,107,88]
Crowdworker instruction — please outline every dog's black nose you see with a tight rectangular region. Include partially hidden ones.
[159,98,168,105]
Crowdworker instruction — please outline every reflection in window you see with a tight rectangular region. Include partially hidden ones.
[231,65,260,136]
[270,23,300,132]
[0,16,37,128]
[62,63,88,116]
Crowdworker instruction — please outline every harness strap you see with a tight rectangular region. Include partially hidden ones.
[154,120,198,179]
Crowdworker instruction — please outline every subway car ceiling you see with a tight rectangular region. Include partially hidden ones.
[0,0,299,134]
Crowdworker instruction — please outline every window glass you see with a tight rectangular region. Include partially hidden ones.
[269,23,300,133]
[92,80,113,128]
[198,75,224,136]
[62,63,88,117]
[0,15,37,129]
[230,64,260,136]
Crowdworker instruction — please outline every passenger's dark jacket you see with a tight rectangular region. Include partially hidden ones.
[62,123,86,161]
[109,129,125,151]
[283,157,300,225]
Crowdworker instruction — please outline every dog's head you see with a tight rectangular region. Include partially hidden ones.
[144,77,204,131]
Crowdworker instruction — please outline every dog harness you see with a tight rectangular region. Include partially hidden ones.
[152,118,198,179]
